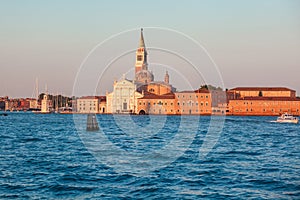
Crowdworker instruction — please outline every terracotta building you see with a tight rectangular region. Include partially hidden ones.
[229,87,296,98]
[137,92,176,115]
[226,87,300,116]
[175,90,212,115]
[137,89,214,115]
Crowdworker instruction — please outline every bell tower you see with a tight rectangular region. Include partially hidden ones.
[135,28,148,74]
[164,70,169,84]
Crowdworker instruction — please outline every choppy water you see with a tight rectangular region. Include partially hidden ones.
[0,113,299,199]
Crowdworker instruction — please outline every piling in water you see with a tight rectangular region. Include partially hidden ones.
[86,113,99,131]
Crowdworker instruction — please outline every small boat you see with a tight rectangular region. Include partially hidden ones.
[276,113,299,124]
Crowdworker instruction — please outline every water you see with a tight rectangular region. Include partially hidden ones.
[0,113,299,199]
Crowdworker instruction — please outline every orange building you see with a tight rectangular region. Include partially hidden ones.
[175,90,212,115]
[226,87,300,116]
[137,92,176,115]
[227,97,300,116]
[229,87,296,98]
[137,89,214,115]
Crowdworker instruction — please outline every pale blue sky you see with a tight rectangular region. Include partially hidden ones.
[0,0,299,97]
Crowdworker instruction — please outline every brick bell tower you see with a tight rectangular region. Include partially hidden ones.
[135,28,148,74]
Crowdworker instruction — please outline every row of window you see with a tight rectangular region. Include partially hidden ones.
[235,101,299,105]
[139,101,209,106]
[79,104,96,106]
[177,95,209,99]
[234,109,299,112]
[149,109,210,113]
[79,107,96,111]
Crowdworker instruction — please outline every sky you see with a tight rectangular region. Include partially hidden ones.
[0,0,299,98]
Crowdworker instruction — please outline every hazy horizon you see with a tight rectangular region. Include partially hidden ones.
[1,0,300,98]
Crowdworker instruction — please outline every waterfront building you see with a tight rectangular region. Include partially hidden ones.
[98,96,106,113]
[106,76,143,114]
[227,97,300,116]
[41,94,52,113]
[175,89,212,115]
[229,87,296,98]
[77,96,104,113]
[137,92,176,115]
[27,98,38,110]
[226,87,300,116]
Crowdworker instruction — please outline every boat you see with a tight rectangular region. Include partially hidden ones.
[276,113,299,124]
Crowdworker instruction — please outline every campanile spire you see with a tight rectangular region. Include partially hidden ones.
[135,28,148,74]
[139,28,145,48]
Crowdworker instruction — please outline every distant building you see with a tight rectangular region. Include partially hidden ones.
[77,96,105,113]
[27,98,38,110]
[175,89,212,115]
[106,76,143,114]
[226,87,300,116]
[229,87,296,98]
[98,96,106,113]
[137,89,214,115]
[41,94,52,113]
[137,92,176,115]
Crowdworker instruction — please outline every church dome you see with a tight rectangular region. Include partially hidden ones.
[135,70,154,84]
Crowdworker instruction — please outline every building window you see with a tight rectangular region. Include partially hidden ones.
[137,55,143,61]
[177,102,179,105]
[171,103,173,105]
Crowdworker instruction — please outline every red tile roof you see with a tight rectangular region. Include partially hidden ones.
[176,89,210,93]
[139,92,175,99]
[78,96,106,100]
[232,97,300,101]
[230,87,295,92]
